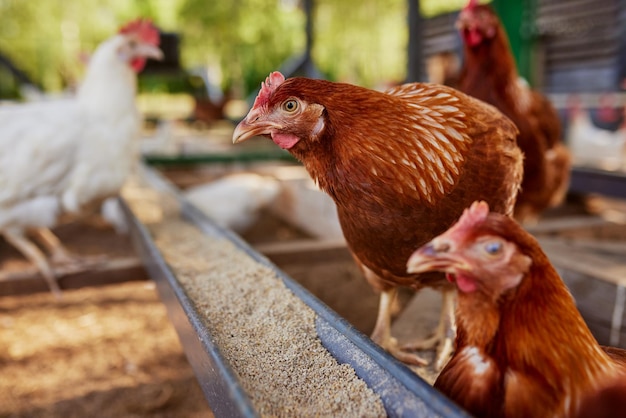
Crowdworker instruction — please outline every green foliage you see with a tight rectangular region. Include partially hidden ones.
[0,0,185,93]
[177,0,408,91]
[314,0,406,87]
[0,65,20,98]
[0,0,432,98]
[420,0,471,18]
[178,0,306,95]
[138,72,197,95]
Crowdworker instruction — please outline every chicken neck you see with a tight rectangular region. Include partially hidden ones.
[77,37,138,115]
[459,26,519,109]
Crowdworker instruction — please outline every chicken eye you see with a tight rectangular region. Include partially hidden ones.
[484,241,503,255]
[282,99,298,113]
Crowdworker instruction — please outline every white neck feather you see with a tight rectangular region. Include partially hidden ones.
[77,35,137,115]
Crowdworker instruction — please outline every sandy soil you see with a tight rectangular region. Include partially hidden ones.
[0,281,213,418]
[0,217,213,418]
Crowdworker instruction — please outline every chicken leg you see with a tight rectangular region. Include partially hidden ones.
[370,288,429,366]
[32,227,107,267]
[32,227,76,264]
[3,230,62,298]
[401,288,457,371]
[357,258,430,365]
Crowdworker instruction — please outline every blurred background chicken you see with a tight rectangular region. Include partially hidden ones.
[184,173,281,234]
[566,95,626,170]
[456,0,571,224]
[0,19,162,296]
[407,201,626,417]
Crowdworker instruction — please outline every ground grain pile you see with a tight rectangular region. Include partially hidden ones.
[150,219,387,418]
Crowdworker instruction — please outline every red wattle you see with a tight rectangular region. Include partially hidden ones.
[271,132,300,150]
[131,58,147,73]
[466,29,483,47]
[455,274,478,293]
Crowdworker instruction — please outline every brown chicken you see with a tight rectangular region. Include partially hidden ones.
[456,0,571,223]
[233,71,523,368]
[407,201,626,417]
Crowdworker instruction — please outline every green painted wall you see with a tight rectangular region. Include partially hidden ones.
[492,0,535,83]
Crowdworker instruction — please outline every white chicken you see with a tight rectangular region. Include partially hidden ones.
[567,98,626,170]
[184,173,281,234]
[0,19,162,296]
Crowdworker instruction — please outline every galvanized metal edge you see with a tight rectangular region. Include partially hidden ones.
[315,320,464,418]
[132,165,470,417]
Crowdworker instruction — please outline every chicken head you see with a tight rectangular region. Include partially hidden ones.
[407,201,532,300]
[456,1,499,48]
[117,19,163,72]
[233,72,325,150]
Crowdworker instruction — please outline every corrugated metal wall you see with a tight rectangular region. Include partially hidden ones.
[536,0,621,93]
[422,12,459,58]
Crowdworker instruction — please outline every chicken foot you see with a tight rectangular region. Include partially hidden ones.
[370,288,429,366]
[401,288,457,371]
[3,230,62,298]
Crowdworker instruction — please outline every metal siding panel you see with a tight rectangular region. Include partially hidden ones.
[545,67,617,93]
[538,0,620,92]
[422,12,460,57]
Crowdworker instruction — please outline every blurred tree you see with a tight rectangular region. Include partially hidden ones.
[0,0,185,94]
[420,0,468,18]
[0,0,431,98]
[314,0,406,87]
[178,0,306,97]
[179,0,409,94]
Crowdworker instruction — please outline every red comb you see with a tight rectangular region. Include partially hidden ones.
[119,19,160,46]
[465,0,480,9]
[456,201,490,230]
[429,200,491,250]
[252,72,286,110]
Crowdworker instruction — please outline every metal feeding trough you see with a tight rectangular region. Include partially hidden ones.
[120,164,469,418]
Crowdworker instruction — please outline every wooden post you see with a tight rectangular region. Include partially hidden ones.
[303,0,317,77]
[406,0,424,82]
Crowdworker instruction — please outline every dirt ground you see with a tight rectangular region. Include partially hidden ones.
[0,281,213,418]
